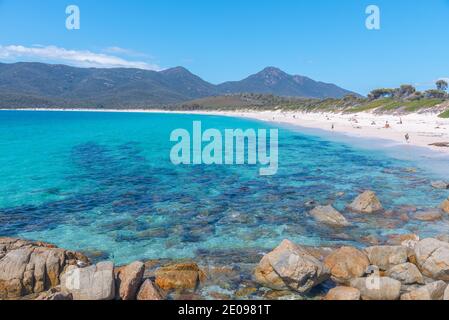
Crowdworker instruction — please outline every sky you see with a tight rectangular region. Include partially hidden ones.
[0,0,448,95]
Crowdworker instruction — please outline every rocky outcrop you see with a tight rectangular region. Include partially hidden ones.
[323,247,369,284]
[116,261,145,300]
[386,263,424,285]
[347,191,383,214]
[61,262,115,300]
[364,246,408,270]
[309,205,350,227]
[137,279,164,300]
[400,281,447,300]
[414,238,449,280]
[0,238,89,299]
[155,263,206,292]
[445,285,449,300]
[324,286,360,300]
[254,240,330,293]
[350,277,401,300]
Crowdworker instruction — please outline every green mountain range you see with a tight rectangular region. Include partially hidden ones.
[0,62,358,109]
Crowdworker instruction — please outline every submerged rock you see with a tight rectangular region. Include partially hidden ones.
[0,237,89,299]
[347,191,383,214]
[116,261,145,300]
[155,263,206,292]
[61,261,115,300]
[400,281,447,300]
[254,240,330,293]
[364,246,408,270]
[324,286,360,300]
[413,210,443,222]
[414,238,449,280]
[323,247,370,284]
[309,205,350,227]
[440,197,449,214]
[386,263,424,285]
[350,277,401,300]
[431,181,449,189]
[387,234,419,246]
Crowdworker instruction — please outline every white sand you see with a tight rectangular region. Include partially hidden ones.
[214,110,449,154]
[7,108,449,154]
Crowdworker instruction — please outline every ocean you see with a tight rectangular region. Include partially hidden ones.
[0,110,448,265]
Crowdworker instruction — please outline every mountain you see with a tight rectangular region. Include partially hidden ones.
[218,67,356,99]
[0,62,218,108]
[0,62,357,108]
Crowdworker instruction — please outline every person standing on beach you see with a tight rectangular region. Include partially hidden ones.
[405,133,410,143]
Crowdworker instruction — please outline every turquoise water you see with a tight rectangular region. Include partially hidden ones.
[1,110,448,265]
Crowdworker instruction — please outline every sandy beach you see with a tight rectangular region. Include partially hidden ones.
[8,108,449,155]
[217,110,449,154]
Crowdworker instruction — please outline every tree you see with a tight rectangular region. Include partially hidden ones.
[425,89,447,99]
[436,79,448,92]
[368,88,395,100]
[395,85,416,98]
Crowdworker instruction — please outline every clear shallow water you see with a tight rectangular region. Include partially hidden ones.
[0,110,448,265]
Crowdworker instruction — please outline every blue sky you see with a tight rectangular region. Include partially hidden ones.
[0,0,448,95]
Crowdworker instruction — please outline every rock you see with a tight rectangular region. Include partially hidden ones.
[35,287,72,300]
[440,197,449,214]
[309,205,350,227]
[61,261,115,300]
[361,235,381,246]
[347,191,383,214]
[445,285,449,300]
[414,238,449,280]
[235,287,258,298]
[437,234,449,243]
[137,279,164,300]
[116,261,145,300]
[413,210,443,221]
[155,263,206,292]
[0,238,89,299]
[386,263,424,285]
[400,281,447,300]
[387,234,419,246]
[324,286,360,300]
[364,246,408,270]
[350,277,401,300]
[254,240,330,293]
[431,181,449,189]
[323,247,370,284]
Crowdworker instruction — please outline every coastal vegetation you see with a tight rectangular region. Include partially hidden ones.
[179,81,449,116]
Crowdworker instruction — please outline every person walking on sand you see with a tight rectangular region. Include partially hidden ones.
[405,133,410,144]
[384,121,391,129]
[332,123,335,130]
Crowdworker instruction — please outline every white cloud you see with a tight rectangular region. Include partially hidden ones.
[0,45,161,70]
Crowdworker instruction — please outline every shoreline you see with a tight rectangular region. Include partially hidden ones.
[3,107,449,155]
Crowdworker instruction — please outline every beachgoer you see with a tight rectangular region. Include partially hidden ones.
[384,121,390,129]
[405,133,410,143]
